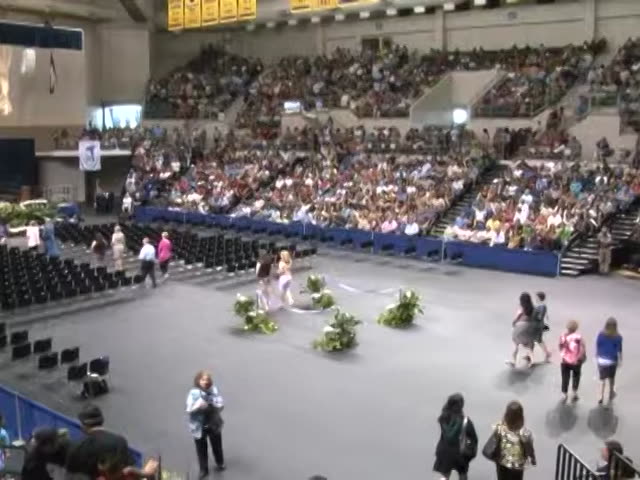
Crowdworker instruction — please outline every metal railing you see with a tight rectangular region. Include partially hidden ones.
[611,450,640,480]
[555,444,599,480]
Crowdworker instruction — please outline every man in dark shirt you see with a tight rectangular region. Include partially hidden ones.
[66,404,156,479]
[256,250,273,310]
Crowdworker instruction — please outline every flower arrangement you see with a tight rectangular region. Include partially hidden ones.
[0,201,57,229]
[233,294,278,334]
[305,274,335,310]
[313,309,361,352]
[377,289,423,328]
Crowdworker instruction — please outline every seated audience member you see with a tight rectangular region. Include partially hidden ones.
[21,428,70,480]
[66,405,158,479]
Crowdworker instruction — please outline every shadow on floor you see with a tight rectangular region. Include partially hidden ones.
[587,405,619,439]
[545,399,579,437]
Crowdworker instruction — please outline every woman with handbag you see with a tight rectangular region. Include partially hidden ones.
[433,393,478,480]
[559,320,586,402]
[483,401,536,480]
[186,370,226,478]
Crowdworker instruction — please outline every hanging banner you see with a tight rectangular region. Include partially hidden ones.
[290,0,313,12]
[167,0,184,30]
[184,0,202,28]
[78,140,101,172]
[219,0,238,23]
[237,0,256,20]
[337,0,378,5]
[314,0,337,10]
[202,0,219,25]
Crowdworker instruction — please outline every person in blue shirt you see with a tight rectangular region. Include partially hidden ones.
[596,317,623,406]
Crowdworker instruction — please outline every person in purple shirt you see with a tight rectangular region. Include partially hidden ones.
[596,317,623,406]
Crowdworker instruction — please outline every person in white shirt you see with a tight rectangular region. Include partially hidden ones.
[121,192,133,215]
[25,221,40,251]
[138,237,157,288]
[520,189,533,205]
[404,217,420,236]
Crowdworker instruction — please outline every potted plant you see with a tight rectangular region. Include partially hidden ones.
[313,309,361,352]
[377,289,423,328]
[305,274,335,310]
[233,294,278,334]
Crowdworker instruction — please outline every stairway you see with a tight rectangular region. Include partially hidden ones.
[560,204,639,277]
[430,165,505,236]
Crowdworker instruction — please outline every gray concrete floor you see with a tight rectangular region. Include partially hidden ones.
[1,250,638,480]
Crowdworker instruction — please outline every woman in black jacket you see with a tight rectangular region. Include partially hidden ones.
[434,393,478,480]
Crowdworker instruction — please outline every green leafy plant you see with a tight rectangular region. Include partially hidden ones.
[0,201,57,229]
[377,289,423,328]
[313,309,361,352]
[306,274,326,294]
[311,289,335,310]
[233,294,278,334]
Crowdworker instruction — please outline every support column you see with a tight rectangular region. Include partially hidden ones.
[434,8,445,51]
[584,0,596,41]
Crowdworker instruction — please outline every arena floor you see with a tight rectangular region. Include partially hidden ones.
[1,248,638,480]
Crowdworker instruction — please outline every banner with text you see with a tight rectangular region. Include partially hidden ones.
[237,0,257,20]
[201,0,219,25]
[184,0,202,28]
[314,0,337,9]
[78,140,101,171]
[290,0,313,12]
[167,0,184,30]
[219,0,238,22]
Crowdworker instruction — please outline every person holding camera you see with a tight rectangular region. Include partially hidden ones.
[187,370,226,478]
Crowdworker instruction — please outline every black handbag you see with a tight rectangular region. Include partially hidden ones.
[459,417,477,459]
[482,428,501,462]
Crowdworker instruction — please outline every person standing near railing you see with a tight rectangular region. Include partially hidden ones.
[598,227,614,274]
[596,440,636,480]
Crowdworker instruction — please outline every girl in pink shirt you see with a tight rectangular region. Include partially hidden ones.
[157,232,172,278]
[559,320,586,403]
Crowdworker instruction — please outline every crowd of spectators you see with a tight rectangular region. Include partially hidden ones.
[444,158,639,251]
[475,40,605,117]
[145,44,263,120]
[231,124,492,236]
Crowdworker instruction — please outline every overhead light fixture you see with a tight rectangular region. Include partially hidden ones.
[413,6,426,13]
[287,18,297,26]
[266,20,276,28]
[311,16,320,23]
[443,2,455,11]
[335,13,345,21]
[386,8,397,16]
[452,108,469,125]
[474,0,487,5]
[359,11,370,19]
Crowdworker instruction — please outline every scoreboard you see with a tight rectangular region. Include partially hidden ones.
[168,0,257,30]
[289,0,378,13]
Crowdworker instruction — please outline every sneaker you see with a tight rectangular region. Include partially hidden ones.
[561,394,568,403]
[215,464,226,471]
[198,470,209,479]
[505,360,515,367]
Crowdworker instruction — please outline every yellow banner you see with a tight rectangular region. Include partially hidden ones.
[167,0,184,30]
[201,0,219,25]
[314,0,337,9]
[184,0,202,28]
[290,0,313,12]
[219,0,238,23]
[238,0,256,20]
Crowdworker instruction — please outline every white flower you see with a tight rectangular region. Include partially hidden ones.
[385,303,397,310]
[236,293,248,301]
[323,325,336,333]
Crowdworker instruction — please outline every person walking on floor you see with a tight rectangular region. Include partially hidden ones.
[509,293,536,368]
[485,401,536,480]
[433,393,478,480]
[25,221,40,252]
[255,250,274,310]
[138,237,157,288]
[598,227,614,274]
[111,225,126,273]
[559,320,586,403]
[41,219,60,258]
[278,249,294,306]
[91,233,107,267]
[187,370,226,478]
[532,292,551,362]
[157,232,173,279]
[596,317,623,406]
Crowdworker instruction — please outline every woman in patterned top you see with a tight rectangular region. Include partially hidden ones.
[493,401,536,480]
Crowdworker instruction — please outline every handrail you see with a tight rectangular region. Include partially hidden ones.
[555,444,599,480]
[610,450,640,480]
